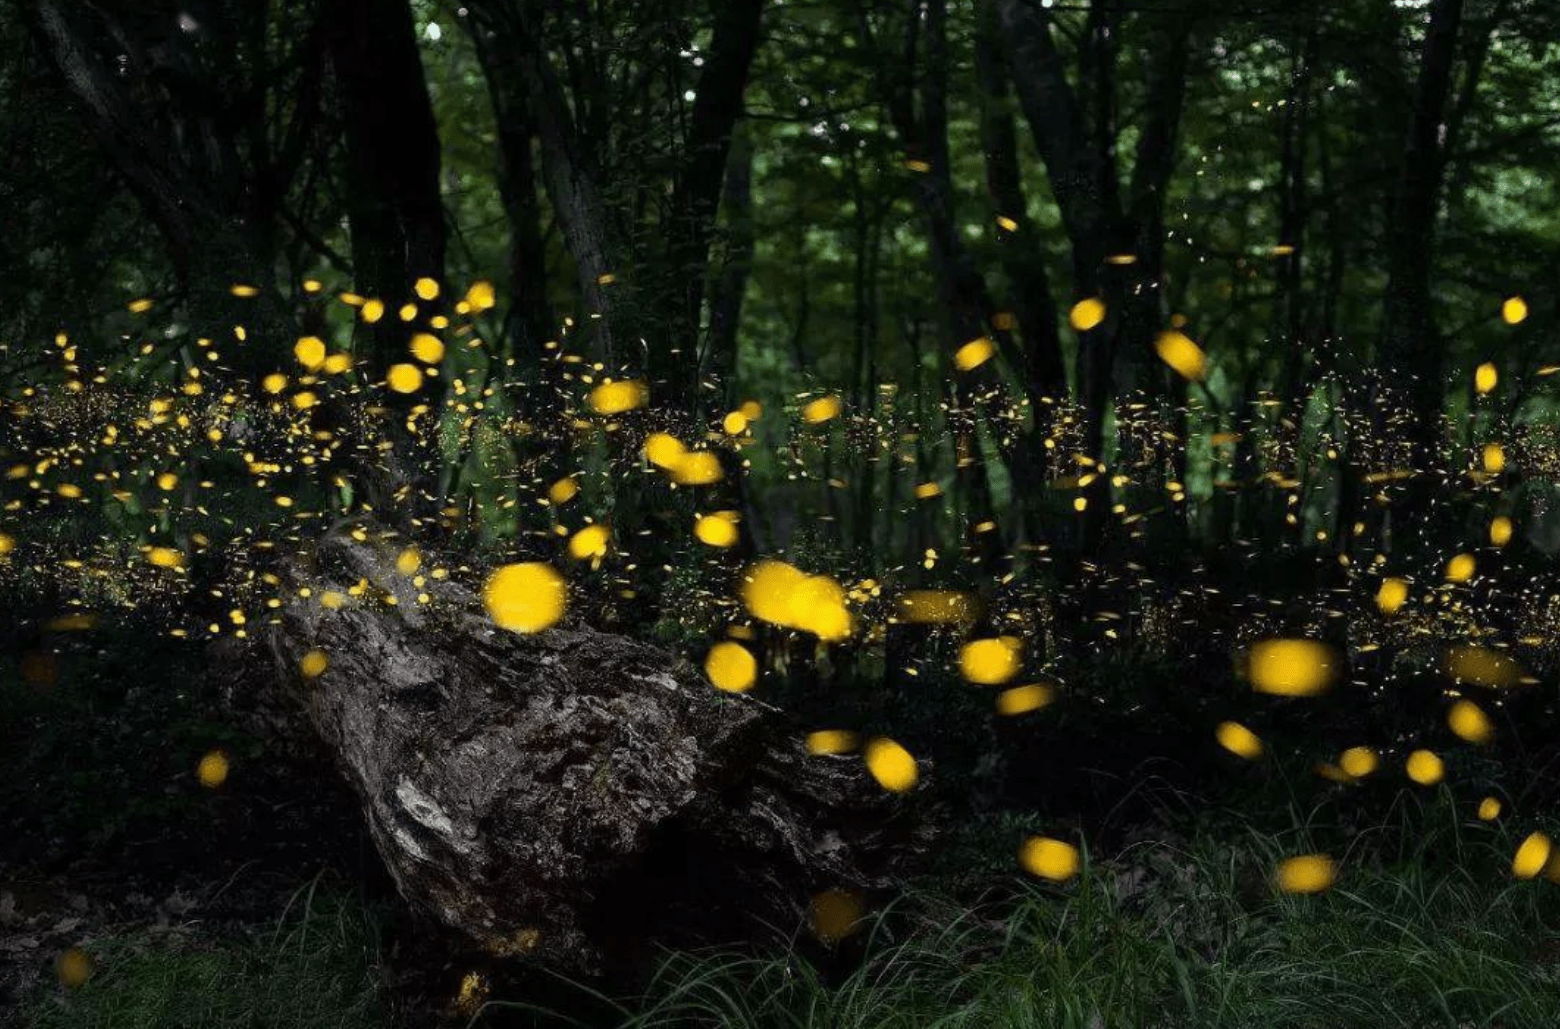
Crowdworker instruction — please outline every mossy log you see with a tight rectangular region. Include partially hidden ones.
[240,533,928,972]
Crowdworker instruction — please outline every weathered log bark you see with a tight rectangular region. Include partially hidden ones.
[242,532,929,973]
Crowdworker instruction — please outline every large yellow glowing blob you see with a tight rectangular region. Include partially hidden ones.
[704,641,757,693]
[1275,854,1336,894]
[1447,699,1494,745]
[1019,837,1080,881]
[1154,330,1208,382]
[1513,832,1552,879]
[1247,639,1337,696]
[694,511,740,548]
[1069,298,1106,332]
[483,563,566,633]
[1405,749,1444,786]
[387,363,424,394]
[959,637,1022,685]
[863,737,918,792]
[294,335,327,370]
[588,379,647,414]
[1215,721,1263,760]
[568,524,610,560]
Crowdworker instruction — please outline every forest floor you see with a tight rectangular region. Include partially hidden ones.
[8,635,1560,1028]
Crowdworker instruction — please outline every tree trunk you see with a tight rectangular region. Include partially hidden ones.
[1375,0,1464,526]
[240,532,929,974]
[326,0,447,379]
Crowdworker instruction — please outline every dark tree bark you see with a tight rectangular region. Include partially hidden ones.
[1375,0,1464,524]
[993,0,1193,548]
[465,0,764,416]
[29,0,316,373]
[243,533,929,974]
[325,0,447,378]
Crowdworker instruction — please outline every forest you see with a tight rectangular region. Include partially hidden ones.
[3,0,1560,1025]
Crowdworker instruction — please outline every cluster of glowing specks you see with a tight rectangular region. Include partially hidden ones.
[809,889,864,943]
[704,640,757,693]
[1154,330,1208,382]
[587,378,648,415]
[896,589,976,624]
[1215,721,1263,760]
[954,337,994,372]
[1444,645,1525,688]
[863,737,918,792]
[1447,699,1494,745]
[300,649,328,679]
[693,511,740,547]
[959,636,1022,685]
[1275,854,1337,894]
[1513,833,1552,880]
[741,560,853,640]
[483,563,567,633]
[196,749,229,788]
[1405,749,1444,786]
[1069,298,1106,332]
[1246,639,1337,696]
[996,683,1055,716]
[1019,837,1080,882]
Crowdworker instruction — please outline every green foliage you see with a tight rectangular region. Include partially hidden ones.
[21,884,386,1029]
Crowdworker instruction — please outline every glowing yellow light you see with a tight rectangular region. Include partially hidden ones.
[1275,854,1336,894]
[1069,298,1106,332]
[1376,577,1409,614]
[996,684,1054,716]
[1501,296,1528,325]
[568,524,610,560]
[262,373,288,395]
[387,363,424,393]
[483,563,567,633]
[411,333,446,364]
[396,548,421,575]
[806,730,859,755]
[810,889,864,942]
[300,649,328,678]
[1445,553,1475,583]
[548,477,579,505]
[197,750,229,788]
[1475,362,1498,394]
[1478,796,1502,821]
[1447,699,1493,744]
[415,277,440,301]
[802,396,843,424]
[959,637,1022,685]
[704,640,757,692]
[863,737,918,792]
[722,410,749,435]
[694,512,740,547]
[361,298,385,323]
[294,336,327,370]
[1405,749,1444,786]
[1490,516,1513,547]
[1154,331,1208,382]
[56,947,93,988]
[588,379,648,414]
[1444,645,1524,688]
[147,546,184,569]
[1215,721,1263,760]
[1247,639,1336,696]
[1019,837,1080,881]
[670,451,724,485]
[466,280,497,311]
[954,338,995,371]
[1513,832,1552,879]
[1482,443,1505,474]
[644,432,687,470]
[1332,746,1376,779]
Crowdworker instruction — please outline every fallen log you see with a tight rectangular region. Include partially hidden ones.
[236,532,929,972]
